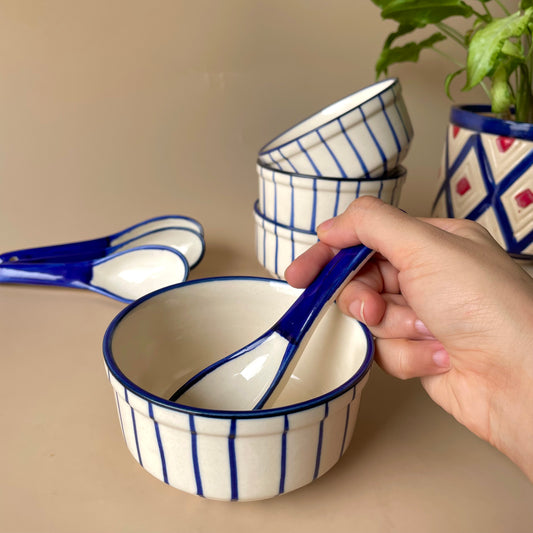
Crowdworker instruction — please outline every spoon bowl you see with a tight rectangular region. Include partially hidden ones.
[171,245,373,410]
[107,227,205,269]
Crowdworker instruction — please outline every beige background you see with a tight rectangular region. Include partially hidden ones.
[1,1,533,532]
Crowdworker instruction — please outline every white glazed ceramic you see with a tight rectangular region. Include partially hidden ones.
[254,202,318,279]
[258,162,406,231]
[258,78,413,178]
[103,277,374,501]
[90,246,189,301]
[0,245,190,303]
[113,227,205,270]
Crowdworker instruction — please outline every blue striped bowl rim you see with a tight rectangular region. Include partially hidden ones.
[258,78,400,156]
[257,160,407,183]
[103,276,374,419]
[450,105,533,141]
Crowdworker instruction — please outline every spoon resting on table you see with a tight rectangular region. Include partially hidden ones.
[170,244,374,410]
[0,245,189,303]
[0,217,204,265]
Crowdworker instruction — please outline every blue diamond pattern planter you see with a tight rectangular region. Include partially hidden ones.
[433,105,533,259]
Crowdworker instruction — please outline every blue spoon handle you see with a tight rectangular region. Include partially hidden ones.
[0,238,110,264]
[274,244,374,344]
[0,261,91,288]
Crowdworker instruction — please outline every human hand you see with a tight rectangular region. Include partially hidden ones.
[285,197,533,480]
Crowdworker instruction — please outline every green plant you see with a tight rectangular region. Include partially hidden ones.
[372,0,533,122]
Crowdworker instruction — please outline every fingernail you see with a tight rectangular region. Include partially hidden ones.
[348,299,365,323]
[432,349,450,369]
[317,218,335,233]
[414,319,432,337]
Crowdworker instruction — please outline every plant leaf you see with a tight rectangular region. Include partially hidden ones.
[383,22,418,48]
[374,0,474,28]
[490,61,515,114]
[375,32,446,76]
[501,40,525,59]
[465,8,533,90]
[521,0,533,10]
[444,68,466,100]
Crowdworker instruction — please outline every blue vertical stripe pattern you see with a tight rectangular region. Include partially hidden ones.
[228,419,239,501]
[340,387,357,459]
[333,180,341,217]
[340,404,351,460]
[310,178,317,232]
[289,174,295,227]
[257,81,412,178]
[262,217,267,270]
[360,106,387,174]
[261,170,266,215]
[313,404,328,480]
[148,403,168,484]
[379,94,402,167]
[272,168,278,223]
[377,179,384,199]
[338,117,370,178]
[316,129,347,178]
[273,217,279,277]
[279,415,289,494]
[395,100,411,142]
[290,228,296,265]
[124,389,143,467]
[279,147,299,173]
[268,152,283,170]
[108,382,368,500]
[189,414,204,497]
[392,84,412,143]
[296,138,322,176]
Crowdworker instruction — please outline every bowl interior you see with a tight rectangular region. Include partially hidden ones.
[108,278,371,410]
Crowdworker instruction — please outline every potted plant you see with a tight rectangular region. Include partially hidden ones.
[371,0,533,259]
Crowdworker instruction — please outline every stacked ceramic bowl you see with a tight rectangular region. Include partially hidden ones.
[254,78,413,278]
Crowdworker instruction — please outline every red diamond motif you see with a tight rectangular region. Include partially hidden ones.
[456,177,471,196]
[496,136,514,153]
[452,125,460,138]
[515,189,533,208]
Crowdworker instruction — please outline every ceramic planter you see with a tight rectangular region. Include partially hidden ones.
[432,105,533,259]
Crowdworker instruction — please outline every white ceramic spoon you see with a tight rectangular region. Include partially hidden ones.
[170,244,374,410]
[0,215,204,264]
[108,227,204,269]
[0,245,189,303]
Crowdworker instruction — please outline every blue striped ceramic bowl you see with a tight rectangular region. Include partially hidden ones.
[254,202,318,279]
[258,162,407,231]
[103,277,373,501]
[258,78,413,178]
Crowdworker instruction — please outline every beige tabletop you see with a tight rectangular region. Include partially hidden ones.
[1,1,533,531]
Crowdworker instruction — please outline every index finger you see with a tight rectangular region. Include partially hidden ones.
[316,197,452,272]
